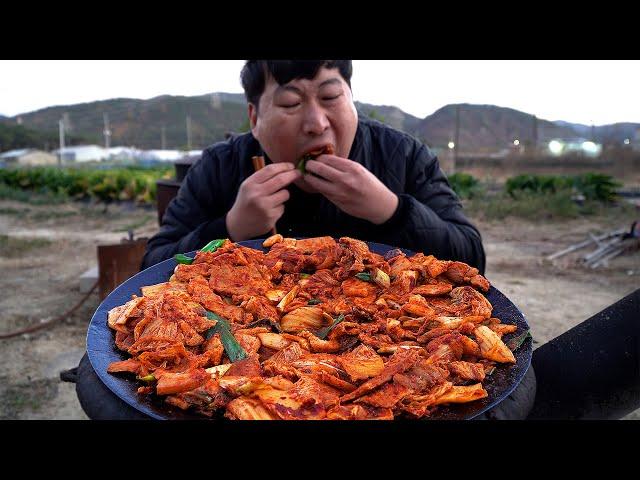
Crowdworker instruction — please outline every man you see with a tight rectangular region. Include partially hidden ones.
[141,60,486,273]
[71,61,547,421]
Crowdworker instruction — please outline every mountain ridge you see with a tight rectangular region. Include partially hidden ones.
[1,93,637,151]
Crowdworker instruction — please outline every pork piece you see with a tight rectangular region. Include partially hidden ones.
[341,277,378,298]
[167,378,233,414]
[264,236,337,273]
[340,349,422,403]
[208,263,273,297]
[326,404,394,420]
[155,368,210,396]
[488,323,518,338]
[186,277,247,324]
[443,261,490,292]
[392,359,450,394]
[402,294,436,318]
[107,358,141,375]
[253,386,326,420]
[411,282,453,297]
[354,381,411,409]
[288,375,342,410]
[450,286,492,318]
[448,361,486,382]
[388,270,419,296]
[173,262,212,282]
[300,269,341,300]
[335,237,384,279]
[240,295,279,325]
[235,333,262,356]
[226,355,263,377]
[201,333,224,366]
[398,382,454,418]
[263,342,307,378]
[389,254,423,278]
[133,343,192,374]
[298,330,342,353]
[424,332,466,360]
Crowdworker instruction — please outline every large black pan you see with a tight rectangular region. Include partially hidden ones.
[86,239,532,420]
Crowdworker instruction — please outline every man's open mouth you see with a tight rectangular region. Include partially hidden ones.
[296,144,335,174]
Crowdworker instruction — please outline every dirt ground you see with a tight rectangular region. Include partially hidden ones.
[1,198,638,420]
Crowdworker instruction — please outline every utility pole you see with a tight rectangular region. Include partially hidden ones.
[186,115,192,150]
[58,118,65,167]
[161,126,166,150]
[532,115,538,156]
[453,105,460,173]
[103,113,111,149]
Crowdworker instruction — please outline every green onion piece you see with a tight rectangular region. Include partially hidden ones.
[174,253,194,265]
[506,329,532,352]
[204,310,247,362]
[307,299,322,305]
[201,238,226,253]
[174,239,225,265]
[137,374,156,382]
[355,272,372,282]
[300,273,311,279]
[316,314,345,340]
[297,154,312,174]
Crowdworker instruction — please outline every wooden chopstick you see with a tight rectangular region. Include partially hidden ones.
[251,156,277,236]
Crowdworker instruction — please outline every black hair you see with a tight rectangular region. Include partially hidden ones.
[240,60,353,111]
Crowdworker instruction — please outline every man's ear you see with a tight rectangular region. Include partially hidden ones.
[248,103,258,135]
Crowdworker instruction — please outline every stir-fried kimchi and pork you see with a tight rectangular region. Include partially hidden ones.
[106,235,521,420]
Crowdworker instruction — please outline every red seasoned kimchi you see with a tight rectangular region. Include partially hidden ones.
[107,235,518,420]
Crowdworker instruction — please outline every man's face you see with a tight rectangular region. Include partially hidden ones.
[249,66,358,192]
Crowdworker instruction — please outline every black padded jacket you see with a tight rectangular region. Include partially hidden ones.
[141,116,486,274]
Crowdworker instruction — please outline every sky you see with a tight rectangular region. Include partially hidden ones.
[1,60,639,126]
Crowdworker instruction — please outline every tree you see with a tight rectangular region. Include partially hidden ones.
[238,118,251,133]
[368,109,386,123]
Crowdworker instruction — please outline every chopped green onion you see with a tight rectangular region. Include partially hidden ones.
[316,314,345,340]
[355,272,372,282]
[174,253,194,265]
[307,299,322,305]
[506,329,532,352]
[174,239,225,265]
[137,374,156,382]
[300,273,311,279]
[297,154,312,174]
[201,238,226,253]
[204,310,247,362]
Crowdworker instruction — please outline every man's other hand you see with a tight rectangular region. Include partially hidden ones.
[304,154,398,224]
[226,162,301,241]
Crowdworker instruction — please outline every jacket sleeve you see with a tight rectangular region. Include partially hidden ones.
[140,148,232,270]
[375,140,486,274]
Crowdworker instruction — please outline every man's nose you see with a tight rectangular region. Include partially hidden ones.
[303,103,330,136]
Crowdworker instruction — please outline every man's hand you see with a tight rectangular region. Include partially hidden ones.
[304,155,399,224]
[226,162,301,241]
